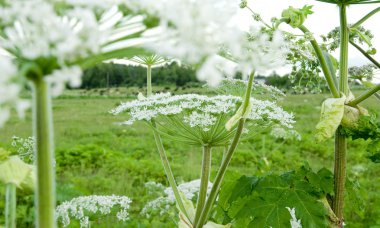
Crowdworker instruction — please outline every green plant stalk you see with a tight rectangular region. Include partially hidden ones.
[349,83,380,105]
[147,65,152,96]
[333,5,349,224]
[333,127,347,224]
[5,183,16,228]
[193,146,212,225]
[298,25,340,98]
[349,41,380,68]
[33,78,56,228]
[151,122,189,219]
[195,72,255,228]
[145,61,189,219]
[351,7,380,28]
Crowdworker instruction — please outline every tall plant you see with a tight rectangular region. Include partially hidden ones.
[270,1,380,225]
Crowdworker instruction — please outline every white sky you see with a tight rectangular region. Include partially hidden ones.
[239,0,380,82]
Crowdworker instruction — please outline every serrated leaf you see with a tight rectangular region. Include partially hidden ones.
[229,175,328,227]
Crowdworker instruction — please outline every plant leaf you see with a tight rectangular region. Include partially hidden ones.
[315,96,346,142]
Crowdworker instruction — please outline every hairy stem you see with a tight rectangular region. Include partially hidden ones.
[33,78,56,228]
[298,25,340,98]
[5,183,16,228]
[333,127,347,226]
[195,72,255,228]
[194,146,212,225]
[333,5,349,225]
[351,7,380,28]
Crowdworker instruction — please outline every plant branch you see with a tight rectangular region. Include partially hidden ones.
[298,25,340,98]
[349,41,380,68]
[351,7,380,28]
[5,183,16,228]
[195,72,255,228]
[348,83,380,105]
[193,146,212,225]
[151,121,190,219]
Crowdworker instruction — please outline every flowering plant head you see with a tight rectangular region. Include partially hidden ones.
[111,93,295,147]
[56,195,132,228]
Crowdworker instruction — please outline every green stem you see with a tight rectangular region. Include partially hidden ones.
[339,5,350,96]
[333,127,347,226]
[349,41,380,68]
[348,83,380,106]
[195,72,255,228]
[194,146,212,225]
[147,65,152,96]
[151,121,189,219]
[351,7,380,28]
[5,183,16,228]
[333,5,349,225]
[32,78,56,228]
[298,25,340,98]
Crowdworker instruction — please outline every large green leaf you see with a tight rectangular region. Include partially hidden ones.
[217,166,335,227]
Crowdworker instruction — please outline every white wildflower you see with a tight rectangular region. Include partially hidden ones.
[270,127,301,141]
[141,179,212,218]
[11,136,36,163]
[56,195,132,228]
[286,207,302,228]
[45,66,83,97]
[184,112,217,132]
[0,55,30,128]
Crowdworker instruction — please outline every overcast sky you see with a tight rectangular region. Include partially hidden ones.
[238,0,380,81]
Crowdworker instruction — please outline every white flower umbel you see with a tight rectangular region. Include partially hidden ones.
[286,207,302,228]
[0,56,29,127]
[112,93,295,146]
[0,0,146,96]
[11,136,36,163]
[56,195,132,228]
[141,179,212,218]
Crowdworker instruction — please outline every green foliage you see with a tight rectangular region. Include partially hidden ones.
[81,62,199,89]
[216,165,334,227]
[281,6,313,28]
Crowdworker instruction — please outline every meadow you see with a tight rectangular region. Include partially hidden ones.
[0,87,379,227]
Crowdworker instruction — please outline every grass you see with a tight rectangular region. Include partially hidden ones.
[0,88,379,227]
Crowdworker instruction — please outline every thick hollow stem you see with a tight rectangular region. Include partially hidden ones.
[147,65,152,97]
[339,5,349,96]
[194,146,212,225]
[333,5,349,225]
[151,121,189,219]
[333,128,347,226]
[195,72,255,228]
[351,7,380,28]
[33,79,56,228]
[5,183,16,228]
[298,25,340,98]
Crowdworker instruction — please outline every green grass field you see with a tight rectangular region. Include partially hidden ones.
[0,89,379,227]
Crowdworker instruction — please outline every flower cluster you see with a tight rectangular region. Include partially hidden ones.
[141,179,212,218]
[56,195,132,228]
[11,136,36,163]
[111,93,294,132]
[131,0,287,86]
[0,56,29,128]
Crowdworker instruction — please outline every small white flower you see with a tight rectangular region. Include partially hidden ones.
[56,195,132,228]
